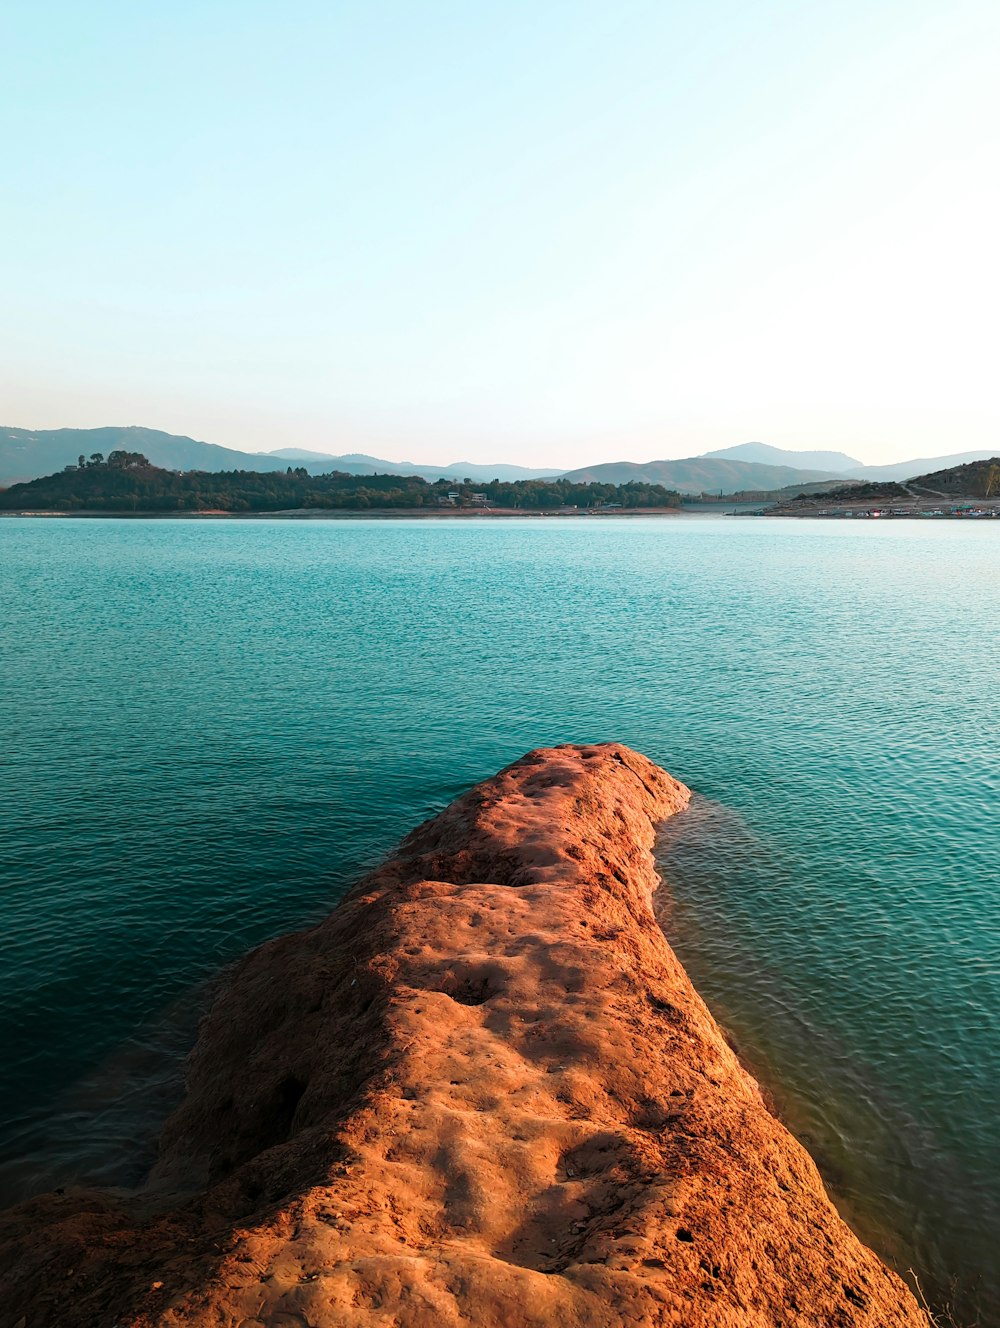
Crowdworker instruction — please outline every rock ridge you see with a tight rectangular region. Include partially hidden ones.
[0,743,926,1326]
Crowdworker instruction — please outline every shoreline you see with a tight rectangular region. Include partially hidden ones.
[0,506,688,520]
[0,745,925,1327]
[748,510,1000,519]
[6,503,998,521]
[743,499,1000,520]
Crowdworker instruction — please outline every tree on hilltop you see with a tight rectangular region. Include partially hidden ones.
[106,450,150,469]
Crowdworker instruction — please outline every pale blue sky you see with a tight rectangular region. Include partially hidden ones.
[3,1,997,467]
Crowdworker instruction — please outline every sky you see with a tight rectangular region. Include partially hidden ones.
[3,0,998,469]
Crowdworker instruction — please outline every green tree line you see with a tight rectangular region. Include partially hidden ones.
[0,457,682,513]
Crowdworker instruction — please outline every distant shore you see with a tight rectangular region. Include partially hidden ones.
[745,502,1000,520]
[0,505,688,520]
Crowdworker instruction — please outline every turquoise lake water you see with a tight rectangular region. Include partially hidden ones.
[1,516,997,1321]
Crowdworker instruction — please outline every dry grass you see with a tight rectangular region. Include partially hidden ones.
[908,1269,983,1328]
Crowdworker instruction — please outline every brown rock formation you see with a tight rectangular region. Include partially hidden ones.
[0,743,926,1327]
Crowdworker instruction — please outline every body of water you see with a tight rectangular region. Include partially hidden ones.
[1,516,996,1321]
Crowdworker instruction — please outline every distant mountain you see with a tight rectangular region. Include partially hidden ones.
[406,458,561,482]
[852,451,1000,482]
[698,442,1000,484]
[0,428,560,487]
[263,448,555,482]
[560,457,846,494]
[768,455,1000,512]
[701,442,862,473]
[266,447,349,462]
[0,426,288,487]
[6,427,994,495]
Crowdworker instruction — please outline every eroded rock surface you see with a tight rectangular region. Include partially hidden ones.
[0,744,926,1326]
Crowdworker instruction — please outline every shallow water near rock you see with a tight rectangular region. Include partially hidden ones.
[1,515,997,1321]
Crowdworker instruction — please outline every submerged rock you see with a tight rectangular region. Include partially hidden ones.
[0,743,926,1326]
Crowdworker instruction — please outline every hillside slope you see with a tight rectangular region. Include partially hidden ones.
[859,452,1000,484]
[561,456,845,493]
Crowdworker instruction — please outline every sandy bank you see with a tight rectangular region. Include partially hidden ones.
[0,744,925,1326]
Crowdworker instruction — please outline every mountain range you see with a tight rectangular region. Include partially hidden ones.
[0,428,552,487]
[1,425,996,495]
[701,442,862,472]
[697,440,1000,484]
[559,457,845,491]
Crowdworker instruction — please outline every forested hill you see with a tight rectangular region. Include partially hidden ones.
[0,453,682,513]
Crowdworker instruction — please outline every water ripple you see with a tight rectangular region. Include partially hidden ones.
[1,515,997,1322]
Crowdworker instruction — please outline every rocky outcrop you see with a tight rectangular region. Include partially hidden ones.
[0,743,926,1327]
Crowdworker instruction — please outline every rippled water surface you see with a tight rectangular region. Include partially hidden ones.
[1,516,997,1320]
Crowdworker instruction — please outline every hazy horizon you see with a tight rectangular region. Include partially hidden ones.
[4,1,998,469]
[4,422,994,474]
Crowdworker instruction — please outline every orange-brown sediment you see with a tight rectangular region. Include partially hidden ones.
[0,744,926,1326]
